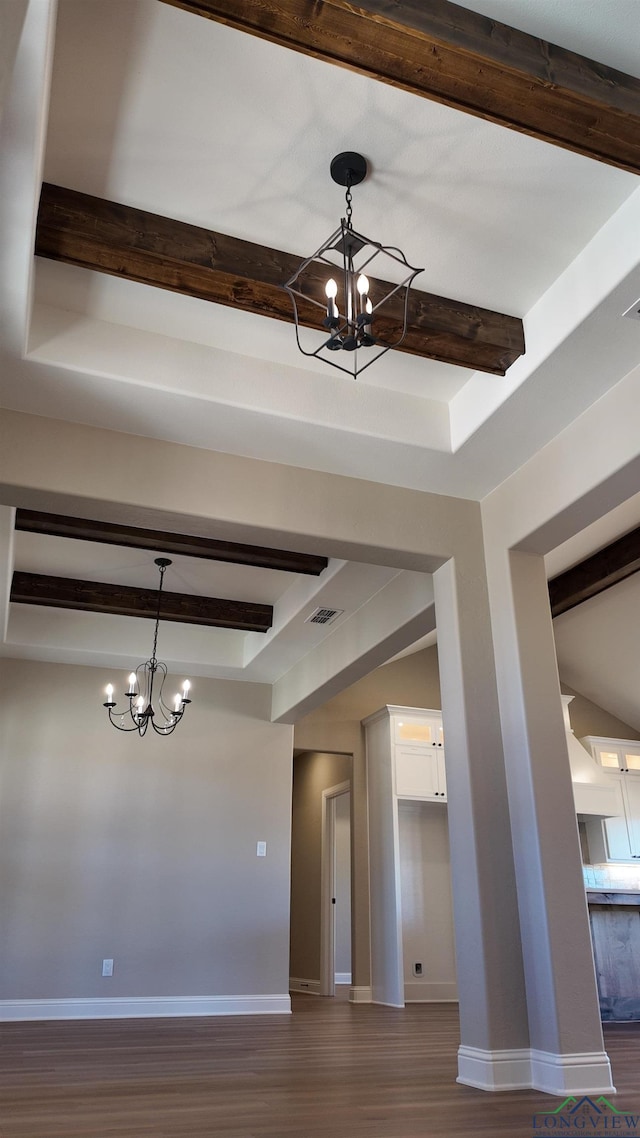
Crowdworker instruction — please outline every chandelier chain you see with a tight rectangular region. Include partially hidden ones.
[345,179,353,229]
[150,562,166,666]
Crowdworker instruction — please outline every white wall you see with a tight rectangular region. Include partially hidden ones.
[0,658,293,1016]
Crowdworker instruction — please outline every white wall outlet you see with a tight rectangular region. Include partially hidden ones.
[102,958,114,977]
[256,841,267,857]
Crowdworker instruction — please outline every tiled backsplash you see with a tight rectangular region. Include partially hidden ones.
[583,863,640,891]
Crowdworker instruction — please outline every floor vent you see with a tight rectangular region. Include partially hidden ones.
[305,606,344,626]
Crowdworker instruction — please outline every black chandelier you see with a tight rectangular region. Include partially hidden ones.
[284,152,423,380]
[103,558,192,737]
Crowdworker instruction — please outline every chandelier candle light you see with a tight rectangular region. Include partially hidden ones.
[285,152,423,380]
[103,558,192,737]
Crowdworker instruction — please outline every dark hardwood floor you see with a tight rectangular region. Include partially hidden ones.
[0,993,639,1137]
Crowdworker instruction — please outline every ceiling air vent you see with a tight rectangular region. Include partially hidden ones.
[305,606,345,626]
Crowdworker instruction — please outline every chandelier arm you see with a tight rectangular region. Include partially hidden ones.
[107,706,145,732]
[150,718,181,736]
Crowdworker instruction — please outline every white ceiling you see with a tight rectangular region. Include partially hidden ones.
[1,0,640,721]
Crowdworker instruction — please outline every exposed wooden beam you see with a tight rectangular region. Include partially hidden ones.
[549,525,640,618]
[160,0,640,175]
[11,572,273,632]
[36,183,525,376]
[15,509,328,577]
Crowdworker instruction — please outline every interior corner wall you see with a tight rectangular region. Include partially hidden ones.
[0,658,293,1013]
[289,751,351,984]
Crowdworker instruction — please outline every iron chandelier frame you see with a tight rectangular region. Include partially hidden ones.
[284,152,423,380]
[103,558,192,737]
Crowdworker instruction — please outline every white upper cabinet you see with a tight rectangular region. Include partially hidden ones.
[581,736,640,860]
[583,737,640,775]
[364,705,447,803]
[393,709,446,802]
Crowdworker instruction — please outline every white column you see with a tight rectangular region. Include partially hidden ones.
[487,547,613,1095]
[434,555,530,1092]
[434,545,614,1094]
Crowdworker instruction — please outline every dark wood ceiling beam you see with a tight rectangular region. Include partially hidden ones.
[15,509,328,577]
[549,526,640,618]
[161,0,640,175]
[11,572,273,632]
[36,183,525,375]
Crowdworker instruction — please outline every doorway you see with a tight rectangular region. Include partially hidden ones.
[320,782,351,996]
[289,751,352,997]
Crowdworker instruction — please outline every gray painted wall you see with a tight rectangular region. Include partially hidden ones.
[0,658,293,1001]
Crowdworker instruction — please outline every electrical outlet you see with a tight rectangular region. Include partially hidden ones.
[413,961,423,976]
[102,958,114,977]
[256,841,267,857]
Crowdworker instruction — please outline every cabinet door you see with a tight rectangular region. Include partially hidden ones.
[603,814,634,861]
[592,743,624,772]
[623,778,640,858]
[436,752,447,801]
[394,716,443,747]
[395,746,444,800]
[620,748,640,774]
[601,773,631,859]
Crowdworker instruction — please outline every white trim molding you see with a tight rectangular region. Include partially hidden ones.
[0,994,292,1021]
[530,1049,615,1096]
[349,986,372,1003]
[457,1046,532,1091]
[289,977,321,995]
[457,1045,615,1094]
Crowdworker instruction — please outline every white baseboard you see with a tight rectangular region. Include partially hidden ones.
[530,1048,615,1096]
[457,1045,615,1094]
[349,986,372,1003]
[0,994,292,1022]
[289,977,321,995]
[335,972,352,985]
[457,1045,532,1091]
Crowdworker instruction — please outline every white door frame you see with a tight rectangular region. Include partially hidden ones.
[320,781,351,997]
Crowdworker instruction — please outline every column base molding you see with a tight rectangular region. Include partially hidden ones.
[530,1048,615,1096]
[457,1045,532,1091]
[457,1045,615,1094]
[349,986,372,1003]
